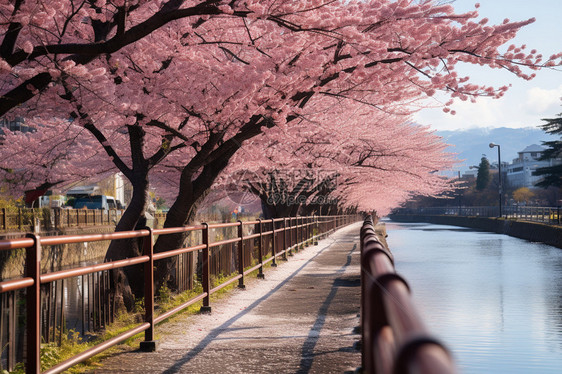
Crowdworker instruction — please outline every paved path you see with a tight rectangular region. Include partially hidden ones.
[92,222,362,374]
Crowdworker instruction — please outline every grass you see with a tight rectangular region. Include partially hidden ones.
[10,314,146,374]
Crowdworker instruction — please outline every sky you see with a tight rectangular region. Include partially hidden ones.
[413,0,562,131]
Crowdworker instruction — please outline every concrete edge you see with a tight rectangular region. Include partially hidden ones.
[388,215,562,249]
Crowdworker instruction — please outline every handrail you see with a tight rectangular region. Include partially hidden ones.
[360,216,457,374]
[394,206,561,225]
[0,214,360,373]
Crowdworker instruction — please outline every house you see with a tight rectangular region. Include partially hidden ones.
[505,144,561,188]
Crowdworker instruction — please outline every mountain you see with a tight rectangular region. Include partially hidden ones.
[436,127,558,174]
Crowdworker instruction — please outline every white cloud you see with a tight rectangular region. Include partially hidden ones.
[525,85,562,113]
[414,95,529,131]
[415,76,562,131]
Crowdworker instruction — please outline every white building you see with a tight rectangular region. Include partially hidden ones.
[506,144,561,188]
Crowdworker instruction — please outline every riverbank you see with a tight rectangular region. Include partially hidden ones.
[388,214,562,249]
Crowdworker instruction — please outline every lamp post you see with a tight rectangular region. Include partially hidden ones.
[489,142,502,218]
[457,170,462,216]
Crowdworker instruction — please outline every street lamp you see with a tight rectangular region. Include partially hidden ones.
[489,142,502,217]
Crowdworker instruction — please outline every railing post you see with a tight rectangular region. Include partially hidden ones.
[301,216,305,246]
[140,227,158,351]
[53,208,59,230]
[25,233,41,374]
[302,217,307,246]
[31,209,36,232]
[296,216,301,250]
[282,218,289,259]
[293,217,297,251]
[305,217,310,246]
[359,221,367,372]
[313,215,319,245]
[201,223,212,313]
[287,217,293,256]
[271,218,277,267]
[2,207,6,230]
[257,219,265,279]
[300,216,305,247]
[237,220,245,289]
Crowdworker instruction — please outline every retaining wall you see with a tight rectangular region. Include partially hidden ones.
[389,215,562,249]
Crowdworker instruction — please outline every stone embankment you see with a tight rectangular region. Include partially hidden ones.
[389,214,562,249]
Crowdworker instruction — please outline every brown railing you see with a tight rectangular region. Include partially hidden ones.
[360,216,457,373]
[0,208,251,234]
[395,206,561,225]
[0,214,359,373]
[0,208,124,233]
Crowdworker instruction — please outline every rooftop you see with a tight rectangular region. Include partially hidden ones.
[519,144,545,153]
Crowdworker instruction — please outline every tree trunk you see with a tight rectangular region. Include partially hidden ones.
[152,150,236,292]
[152,176,204,292]
[260,197,294,219]
[104,174,149,311]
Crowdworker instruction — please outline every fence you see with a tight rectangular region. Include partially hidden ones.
[360,216,456,374]
[0,214,358,373]
[0,208,124,233]
[396,205,561,225]
[0,208,248,234]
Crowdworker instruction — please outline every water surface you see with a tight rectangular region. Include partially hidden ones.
[385,220,562,374]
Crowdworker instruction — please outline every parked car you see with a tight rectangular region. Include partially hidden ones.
[73,195,114,210]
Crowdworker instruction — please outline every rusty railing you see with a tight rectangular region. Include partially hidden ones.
[0,207,124,233]
[360,216,457,373]
[394,206,561,225]
[0,214,358,373]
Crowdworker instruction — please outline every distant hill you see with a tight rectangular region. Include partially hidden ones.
[436,127,558,174]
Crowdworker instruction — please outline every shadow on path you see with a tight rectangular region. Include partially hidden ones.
[162,237,341,374]
[297,244,357,374]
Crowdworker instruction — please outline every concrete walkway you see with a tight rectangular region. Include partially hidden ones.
[92,222,362,374]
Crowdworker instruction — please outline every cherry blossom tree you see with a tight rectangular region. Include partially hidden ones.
[1,1,561,302]
[225,104,456,218]
[2,0,558,208]
[2,0,560,240]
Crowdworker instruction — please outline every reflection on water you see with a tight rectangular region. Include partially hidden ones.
[384,220,562,374]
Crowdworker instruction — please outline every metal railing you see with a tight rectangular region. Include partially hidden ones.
[0,214,359,373]
[395,206,561,225]
[0,208,250,234]
[0,208,124,233]
[360,216,456,373]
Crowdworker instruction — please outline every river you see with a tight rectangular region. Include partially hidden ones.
[384,220,562,374]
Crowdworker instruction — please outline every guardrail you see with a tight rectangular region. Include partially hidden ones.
[0,208,248,234]
[360,216,456,373]
[0,207,124,233]
[395,206,561,225]
[0,214,359,373]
